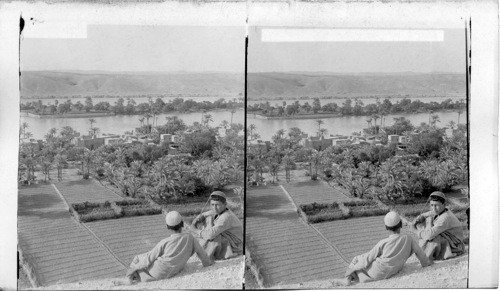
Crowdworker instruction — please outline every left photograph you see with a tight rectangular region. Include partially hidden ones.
[17,23,245,289]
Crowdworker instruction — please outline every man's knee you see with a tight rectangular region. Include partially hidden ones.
[424,240,441,259]
[205,240,221,257]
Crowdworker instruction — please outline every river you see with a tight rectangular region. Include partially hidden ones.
[21,109,245,140]
[248,111,464,141]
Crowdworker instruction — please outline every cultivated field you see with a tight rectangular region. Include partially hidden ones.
[247,180,469,288]
[313,216,393,262]
[282,180,350,205]
[84,214,169,265]
[19,180,244,288]
[54,180,123,204]
[18,184,126,286]
[246,185,348,286]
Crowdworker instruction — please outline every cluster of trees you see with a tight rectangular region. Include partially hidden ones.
[20,96,243,116]
[248,97,466,121]
[18,117,244,201]
[247,117,468,202]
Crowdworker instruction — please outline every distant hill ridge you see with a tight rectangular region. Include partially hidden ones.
[248,72,465,99]
[20,71,244,97]
[21,71,465,99]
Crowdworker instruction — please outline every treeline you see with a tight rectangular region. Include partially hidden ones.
[248,97,466,117]
[20,96,243,116]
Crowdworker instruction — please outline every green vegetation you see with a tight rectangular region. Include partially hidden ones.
[248,115,468,203]
[300,202,345,223]
[248,97,465,121]
[300,200,389,223]
[21,96,243,117]
[71,200,162,222]
[19,115,244,206]
[343,200,389,218]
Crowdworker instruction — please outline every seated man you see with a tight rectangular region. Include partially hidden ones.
[121,211,212,284]
[189,191,243,260]
[410,191,465,262]
[332,211,431,286]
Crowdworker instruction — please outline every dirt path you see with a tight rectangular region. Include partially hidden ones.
[29,257,244,290]
[246,185,347,286]
[18,184,126,286]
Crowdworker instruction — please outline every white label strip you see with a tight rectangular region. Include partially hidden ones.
[261,28,444,42]
[22,21,88,39]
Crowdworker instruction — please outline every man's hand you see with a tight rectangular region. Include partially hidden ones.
[413,215,426,226]
[192,214,206,226]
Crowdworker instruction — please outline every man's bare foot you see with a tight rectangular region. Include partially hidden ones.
[332,278,351,287]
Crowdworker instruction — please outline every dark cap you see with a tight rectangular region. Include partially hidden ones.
[429,191,446,203]
[210,191,227,202]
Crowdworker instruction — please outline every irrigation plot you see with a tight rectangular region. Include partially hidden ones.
[54,179,123,204]
[84,214,170,265]
[282,180,351,205]
[18,184,125,286]
[246,185,348,286]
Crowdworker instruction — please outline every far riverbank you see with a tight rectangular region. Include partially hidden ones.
[248,109,459,121]
[21,111,116,119]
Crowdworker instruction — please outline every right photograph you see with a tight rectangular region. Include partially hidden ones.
[245,26,469,288]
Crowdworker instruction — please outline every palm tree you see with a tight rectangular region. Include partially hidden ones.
[45,128,57,140]
[319,128,328,138]
[230,108,236,125]
[249,124,256,140]
[24,132,33,140]
[282,154,296,182]
[220,120,229,131]
[275,129,285,140]
[21,122,29,138]
[203,114,213,127]
[447,121,457,130]
[457,107,464,125]
[366,117,372,129]
[372,114,380,134]
[316,119,324,137]
[88,118,96,136]
[144,113,152,126]
[90,127,100,137]
[54,153,67,181]
[138,117,145,127]
[430,114,441,128]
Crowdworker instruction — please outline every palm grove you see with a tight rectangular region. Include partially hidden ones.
[247,113,468,202]
[19,114,244,202]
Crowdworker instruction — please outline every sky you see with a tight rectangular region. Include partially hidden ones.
[21,25,465,74]
[248,27,466,74]
[21,25,246,73]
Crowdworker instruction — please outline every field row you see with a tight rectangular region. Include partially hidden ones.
[246,186,348,286]
[18,185,127,286]
[85,214,171,265]
[54,180,123,204]
[282,180,351,205]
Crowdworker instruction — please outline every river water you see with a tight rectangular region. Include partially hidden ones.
[21,95,465,141]
[21,109,245,140]
[248,111,463,141]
